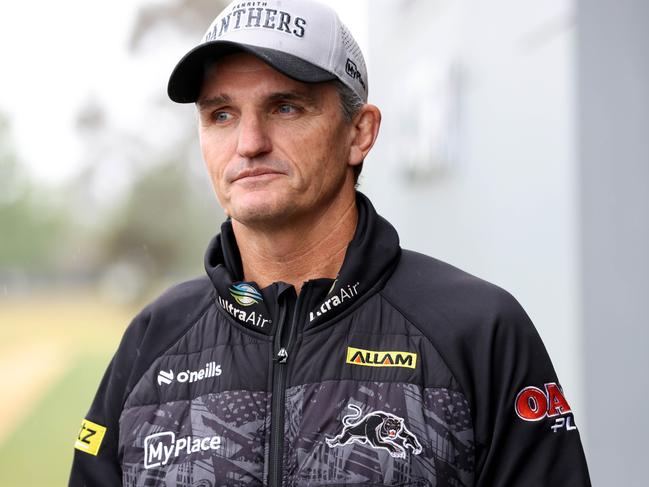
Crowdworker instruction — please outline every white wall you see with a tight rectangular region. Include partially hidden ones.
[363,0,584,435]
[578,1,649,485]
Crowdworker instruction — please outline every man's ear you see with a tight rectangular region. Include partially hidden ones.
[348,104,382,167]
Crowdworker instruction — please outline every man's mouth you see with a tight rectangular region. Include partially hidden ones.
[232,167,283,183]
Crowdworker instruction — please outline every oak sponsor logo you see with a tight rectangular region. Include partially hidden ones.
[144,431,221,469]
[157,362,222,386]
[309,281,360,321]
[74,419,107,456]
[346,347,417,369]
[515,382,577,432]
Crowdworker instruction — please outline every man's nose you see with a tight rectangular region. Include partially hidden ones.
[236,112,272,158]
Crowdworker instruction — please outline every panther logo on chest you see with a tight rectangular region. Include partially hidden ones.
[326,404,423,458]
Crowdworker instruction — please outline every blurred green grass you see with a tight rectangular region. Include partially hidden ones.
[0,292,137,487]
[0,355,111,486]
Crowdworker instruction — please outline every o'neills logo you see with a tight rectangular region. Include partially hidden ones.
[205,4,307,42]
[346,347,417,369]
[515,382,577,433]
[144,431,221,469]
[218,295,271,328]
[309,281,360,322]
[157,362,222,386]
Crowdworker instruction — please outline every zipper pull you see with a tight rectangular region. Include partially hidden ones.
[275,347,288,363]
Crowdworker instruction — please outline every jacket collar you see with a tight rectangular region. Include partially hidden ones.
[204,192,401,334]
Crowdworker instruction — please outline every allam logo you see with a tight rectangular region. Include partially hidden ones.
[346,347,417,369]
[229,283,262,306]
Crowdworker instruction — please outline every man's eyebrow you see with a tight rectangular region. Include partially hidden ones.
[196,90,319,110]
[196,94,231,110]
[266,91,318,105]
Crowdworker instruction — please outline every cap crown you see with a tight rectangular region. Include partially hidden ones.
[201,0,368,101]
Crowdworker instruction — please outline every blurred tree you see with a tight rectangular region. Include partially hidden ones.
[0,114,71,273]
[129,0,227,49]
[97,150,221,301]
[65,0,229,302]
[1,0,231,297]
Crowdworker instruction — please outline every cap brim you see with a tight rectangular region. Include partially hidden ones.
[167,41,337,103]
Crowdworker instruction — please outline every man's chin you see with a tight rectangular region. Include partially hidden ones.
[228,194,296,227]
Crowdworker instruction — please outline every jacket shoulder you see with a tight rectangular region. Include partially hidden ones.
[143,275,214,326]
[115,276,215,403]
[383,249,524,328]
[381,250,546,406]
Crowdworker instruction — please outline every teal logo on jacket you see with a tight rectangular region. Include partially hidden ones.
[229,283,262,306]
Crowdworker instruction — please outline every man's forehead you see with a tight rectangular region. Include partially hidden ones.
[208,52,275,74]
[198,52,325,103]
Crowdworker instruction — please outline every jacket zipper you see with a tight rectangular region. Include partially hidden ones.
[269,292,302,487]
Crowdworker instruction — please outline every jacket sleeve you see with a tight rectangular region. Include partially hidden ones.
[68,309,151,487]
[471,293,591,486]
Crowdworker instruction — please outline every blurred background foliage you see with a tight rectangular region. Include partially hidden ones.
[0,115,72,273]
[0,1,226,485]
[1,0,226,304]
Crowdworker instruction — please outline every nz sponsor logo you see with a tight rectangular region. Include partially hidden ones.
[157,362,222,387]
[74,419,107,456]
[515,382,577,432]
[345,59,366,90]
[326,404,422,459]
[144,431,221,469]
[345,346,417,369]
[309,281,360,322]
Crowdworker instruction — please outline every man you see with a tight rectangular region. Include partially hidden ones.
[69,1,591,486]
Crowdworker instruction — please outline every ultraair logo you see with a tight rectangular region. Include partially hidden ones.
[217,295,271,329]
[157,362,222,386]
[346,347,417,369]
[144,431,221,469]
[515,382,577,433]
[229,283,262,306]
[309,281,360,322]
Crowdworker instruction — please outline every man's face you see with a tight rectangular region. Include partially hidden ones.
[197,53,357,228]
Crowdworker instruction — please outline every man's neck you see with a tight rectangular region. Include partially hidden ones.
[231,194,358,294]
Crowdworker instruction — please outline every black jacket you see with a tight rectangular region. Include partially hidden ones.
[69,193,591,486]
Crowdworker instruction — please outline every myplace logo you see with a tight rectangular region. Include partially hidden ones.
[345,59,366,90]
[157,362,222,386]
[144,431,221,469]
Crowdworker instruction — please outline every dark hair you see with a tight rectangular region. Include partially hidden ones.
[332,81,365,184]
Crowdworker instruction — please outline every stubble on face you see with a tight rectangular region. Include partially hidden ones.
[197,53,355,232]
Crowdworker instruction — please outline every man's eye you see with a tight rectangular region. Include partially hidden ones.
[277,104,297,114]
[213,111,232,122]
